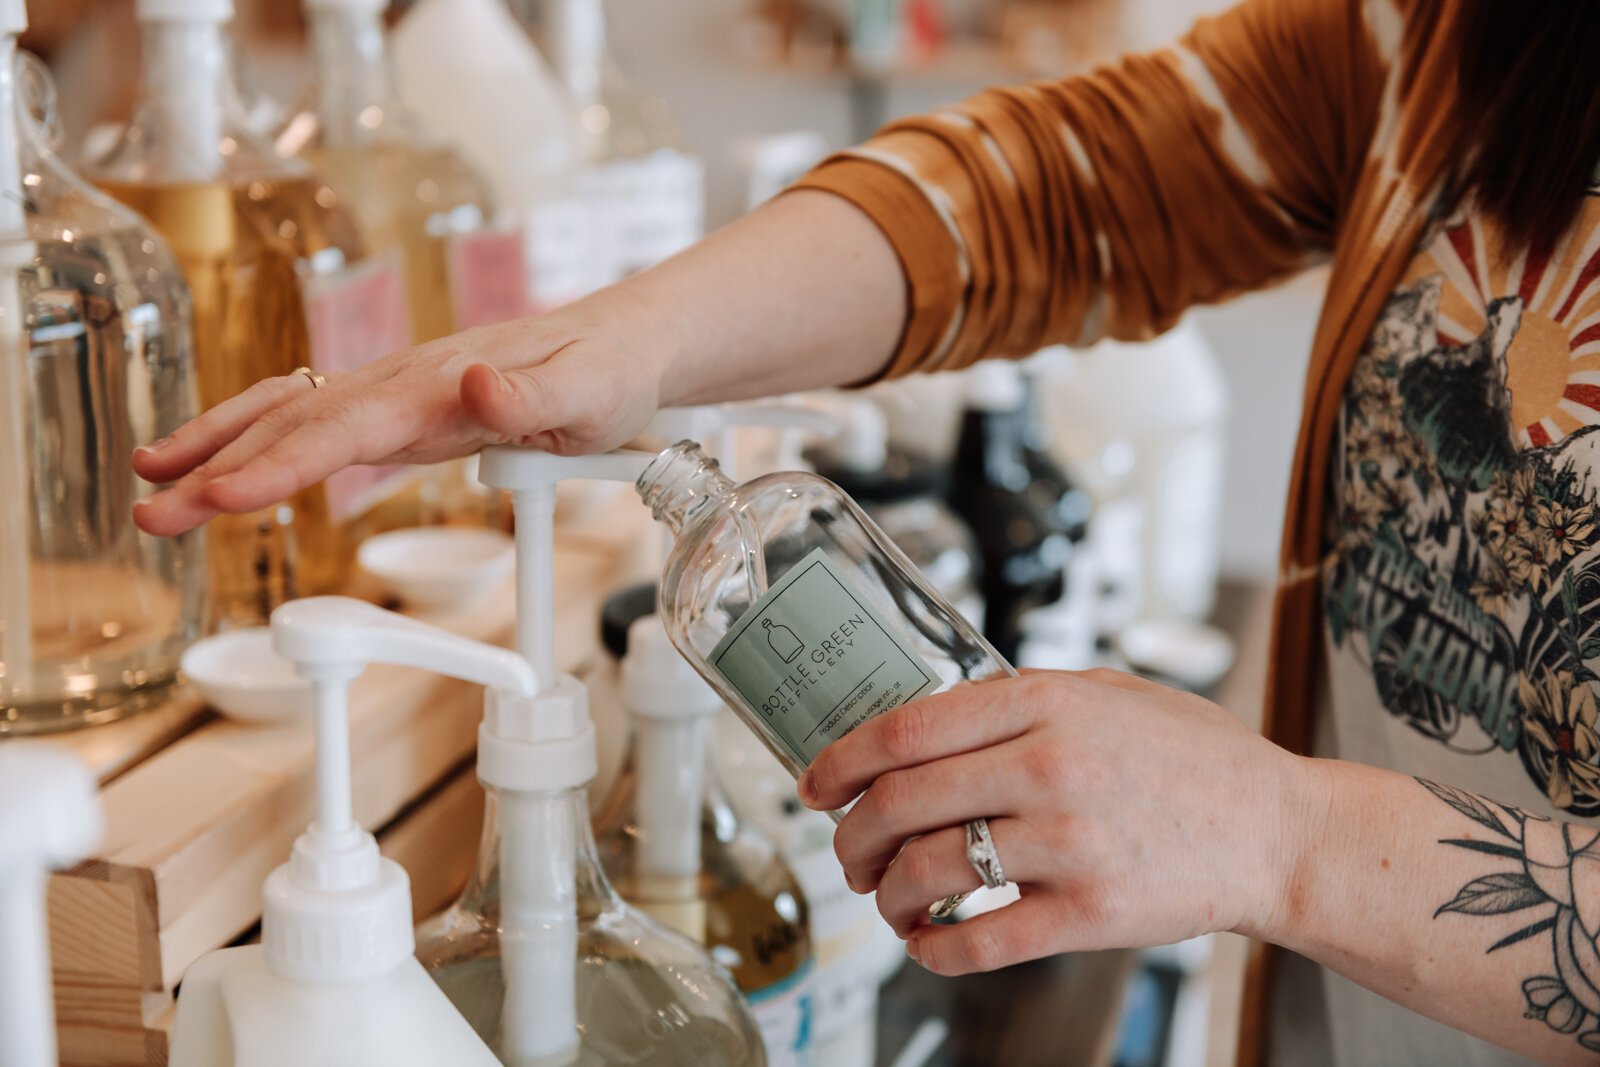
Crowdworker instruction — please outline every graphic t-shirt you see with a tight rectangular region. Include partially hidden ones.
[1309,179,1600,1065]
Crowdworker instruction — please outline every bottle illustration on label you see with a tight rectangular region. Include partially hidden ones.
[763,619,805,664]
[710,549,938,766]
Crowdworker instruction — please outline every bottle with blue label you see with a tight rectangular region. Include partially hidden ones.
[635,440,1019,916]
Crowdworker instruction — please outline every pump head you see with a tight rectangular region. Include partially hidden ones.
[621,615,721,719]
[304,0,387,12]
[136,0,234,22]
[0,0,26,36]
[262,597,539,983]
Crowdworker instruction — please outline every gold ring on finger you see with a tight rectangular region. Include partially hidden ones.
[292,366,327,390]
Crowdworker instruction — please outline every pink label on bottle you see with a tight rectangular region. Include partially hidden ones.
[303,256,412,519]
[448,228,533,328]
[304,255,411,375]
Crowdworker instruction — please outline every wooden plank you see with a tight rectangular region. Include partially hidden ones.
[49,523,639,1066]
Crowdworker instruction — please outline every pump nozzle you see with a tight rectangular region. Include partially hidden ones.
[261,597,540,984]
[273,596,537,693]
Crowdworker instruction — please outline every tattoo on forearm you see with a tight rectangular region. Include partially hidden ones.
[1418,777,1600,1050]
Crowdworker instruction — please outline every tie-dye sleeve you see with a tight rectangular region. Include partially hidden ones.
[791,0,1398,379]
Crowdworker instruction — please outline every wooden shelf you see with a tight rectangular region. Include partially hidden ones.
[25,487,655,1067]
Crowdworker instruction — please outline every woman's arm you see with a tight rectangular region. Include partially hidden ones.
[802,670,1600,1065]
[131,189,903,535]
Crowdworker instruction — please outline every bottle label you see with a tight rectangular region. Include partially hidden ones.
[447,226,532,328]
[748,959,815,1067]
[708,548,939,767]
[301,254,413,520]
[526,198,592,312]
[587,151,704,281]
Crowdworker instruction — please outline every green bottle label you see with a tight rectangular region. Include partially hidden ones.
[708,548,939,767]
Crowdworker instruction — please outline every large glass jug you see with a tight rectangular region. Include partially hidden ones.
[1,49,202,734]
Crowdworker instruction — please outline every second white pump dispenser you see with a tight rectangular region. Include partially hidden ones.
[414,446,761,1066]
[167,597,525,1067]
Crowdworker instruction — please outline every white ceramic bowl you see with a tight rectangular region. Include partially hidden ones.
[181,628,312,724]
[1116,618,1236,692]
[357,527,515,610]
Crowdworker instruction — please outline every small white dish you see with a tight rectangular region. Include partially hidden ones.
[181,628,312,724]
[357,527,515,610]
[1116,618,1236,692]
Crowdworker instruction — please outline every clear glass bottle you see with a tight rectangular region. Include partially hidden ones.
[637,439,1015,800]
[0,41,203,734]
[392,0,590,314]
[592,609,814,1066]
[278,0,519,531]
[87,0,397,630]
[526,0,703,281]
[279,0,515,344]
[413,784,767,1066]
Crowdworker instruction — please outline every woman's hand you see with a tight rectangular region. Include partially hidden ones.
[131,286,673,537]
[798,669,1320,976]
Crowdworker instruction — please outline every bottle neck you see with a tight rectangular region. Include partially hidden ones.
[0,35,22,237]
[636,441,737,537]
[307,7,394,148]
[458,782,622,919]
[547,0,606,110]
[136,17,230,179]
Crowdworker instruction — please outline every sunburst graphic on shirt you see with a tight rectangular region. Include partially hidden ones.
[1409,210,1600,448]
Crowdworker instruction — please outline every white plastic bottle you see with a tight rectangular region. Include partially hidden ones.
[391,0,589,312]
[0,748,102,1067]
[1033,325,1228,623]
[167,597,521,1067]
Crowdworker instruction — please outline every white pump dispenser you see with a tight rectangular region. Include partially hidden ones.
[167,597,530,1067]
[0,748,101,1067]
[416,441,761,1067]
[618,614,719,935]
[472,446,654,1065]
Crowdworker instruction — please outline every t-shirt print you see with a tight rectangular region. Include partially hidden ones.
[1324,188,1600,819]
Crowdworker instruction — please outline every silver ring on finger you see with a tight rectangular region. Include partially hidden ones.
[965,817,1007,890]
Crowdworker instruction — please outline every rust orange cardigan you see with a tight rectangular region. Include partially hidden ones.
[793,0,1467,1060]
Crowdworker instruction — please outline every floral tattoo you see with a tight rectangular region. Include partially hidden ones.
[1421,777,1600,1048]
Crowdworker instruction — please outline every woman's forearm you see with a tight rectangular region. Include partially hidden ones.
[1270,760,1600,1064]
[625,188,909,405]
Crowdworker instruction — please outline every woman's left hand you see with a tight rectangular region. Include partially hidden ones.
[797,669,1321,975]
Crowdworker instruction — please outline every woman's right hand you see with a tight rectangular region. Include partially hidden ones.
[130,286,673,537]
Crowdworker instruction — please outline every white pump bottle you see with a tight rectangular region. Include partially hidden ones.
[0,748,101,1067]
[167,597,531,1067]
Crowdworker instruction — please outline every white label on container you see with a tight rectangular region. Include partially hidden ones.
[525,198,592,311]
[748,959,815,1067]
[302,254,412,520]
[589,151,703,280]
[708,548,939,767]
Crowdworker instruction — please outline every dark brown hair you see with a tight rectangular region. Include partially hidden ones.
[1455,3,1600,253]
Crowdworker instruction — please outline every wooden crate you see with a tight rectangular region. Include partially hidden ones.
[25,492,652,1067]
